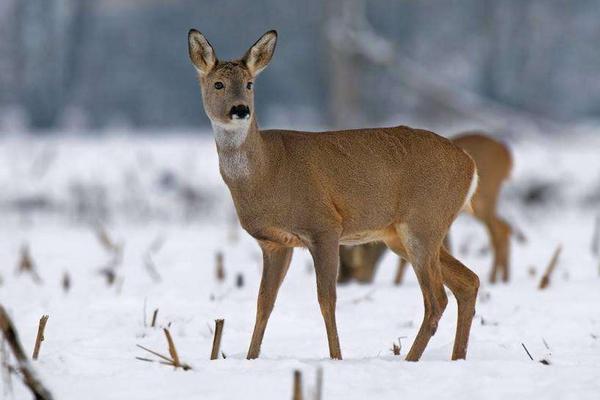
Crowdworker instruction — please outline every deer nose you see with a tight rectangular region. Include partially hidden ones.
[229,104,250,120]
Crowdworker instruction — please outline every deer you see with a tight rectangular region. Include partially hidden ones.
[339,132,514,285]
[187,29,480,361]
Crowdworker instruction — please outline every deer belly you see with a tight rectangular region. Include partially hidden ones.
[249,226,306,249]
[339,229,390,246]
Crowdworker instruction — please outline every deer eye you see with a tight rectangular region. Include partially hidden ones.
[246,82,253,90]
[214,82,224,90]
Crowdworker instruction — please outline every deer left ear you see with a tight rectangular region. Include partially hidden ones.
[242,30,277,76]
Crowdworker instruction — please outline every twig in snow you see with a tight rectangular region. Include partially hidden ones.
[215,252,225,282]
[521,343,534,360]
[0,305,55,400]
[539,245,562,290]
[163,328,181,367]
[521,342,551,365]
[135,329,191,370]
[235,273,244,288]
[95,226,121,254]
[391,336,406,356]
[61,271,71,293]
[16,244,42,284]
[292,370,303,400]
[210,319,225,360]
[151,309,159,328]
[542,338,550,350]
[32,315,49,360]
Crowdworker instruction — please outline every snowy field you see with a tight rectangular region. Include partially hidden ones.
[1,131,599,399]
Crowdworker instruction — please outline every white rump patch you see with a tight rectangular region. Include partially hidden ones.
[463,168,479,210]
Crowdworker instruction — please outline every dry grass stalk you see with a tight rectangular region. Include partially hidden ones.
[136,329,191,370]
[521,342,534,360]
[32,315,49,360]
[95,226,124,286]
[0,305,55,400]
[95,226,121,253]
[151,309,159,328]
[16,244,42,284]
[392,342,401,356]
[210,319,225,360]
[163,328,181,367]
[61,271,71,293]
[539,244,562,290]
[215,252,225,282]
[292,370,303,400]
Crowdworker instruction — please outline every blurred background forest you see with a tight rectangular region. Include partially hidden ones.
[1,0,600,135]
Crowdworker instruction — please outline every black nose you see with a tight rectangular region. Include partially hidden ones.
[229,104,250,119]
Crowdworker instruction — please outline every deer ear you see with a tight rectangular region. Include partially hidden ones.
[242,30,277,76]
[188,29,217,74]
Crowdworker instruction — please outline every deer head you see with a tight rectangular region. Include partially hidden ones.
[188,29,277,146]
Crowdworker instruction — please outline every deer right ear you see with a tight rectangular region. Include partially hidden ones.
[188,29,217,74]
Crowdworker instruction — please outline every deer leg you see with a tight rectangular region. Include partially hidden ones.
[393,258,409,285]
[310,237,342,360]
[406,254,448,361]
[386,232,447,361]
[439,247,480,360]
[247,245,293,359]
[496,217,512,283]
[485,216,511,283]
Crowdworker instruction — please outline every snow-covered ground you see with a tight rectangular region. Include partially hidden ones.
[1,132,599,399]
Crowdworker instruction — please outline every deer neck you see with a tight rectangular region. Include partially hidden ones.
[211,117,268,183]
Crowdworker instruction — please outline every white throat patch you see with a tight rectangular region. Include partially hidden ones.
[211,120,250,149]
[211,120,251,179]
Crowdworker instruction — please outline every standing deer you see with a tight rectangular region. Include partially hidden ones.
[340,132,513,285]
[188,29,480,361]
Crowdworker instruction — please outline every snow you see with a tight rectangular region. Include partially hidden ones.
[1,132,599,399]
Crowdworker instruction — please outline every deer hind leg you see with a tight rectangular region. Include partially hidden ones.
[385,226,448,361]
[485,216,512,283]
[394,233,452,286]
[247,245,293,359]
[309,236,343,359]
[439,247,480,360]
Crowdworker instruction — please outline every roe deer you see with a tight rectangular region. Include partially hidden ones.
[188,29,480,361]
[339,132,513,285]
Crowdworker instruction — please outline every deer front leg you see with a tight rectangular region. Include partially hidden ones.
[309,237,343,360]
[247,244,293,359]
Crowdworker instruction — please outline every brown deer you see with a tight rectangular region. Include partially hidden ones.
[188,29,480,361]
[340,132,513,284]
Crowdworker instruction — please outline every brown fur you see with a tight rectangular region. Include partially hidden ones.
[341,132,513,284]
[188,29,480,361]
